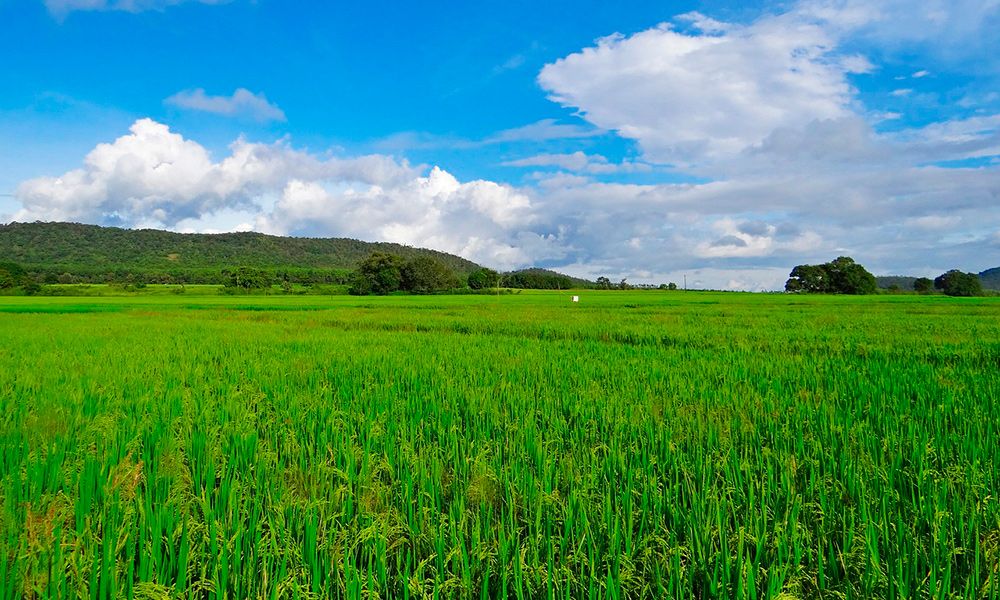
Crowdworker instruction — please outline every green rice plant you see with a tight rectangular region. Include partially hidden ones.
[0,291,997,598]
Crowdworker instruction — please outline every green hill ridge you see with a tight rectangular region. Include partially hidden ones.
[0,221,481,283]
[979,267,1000,290]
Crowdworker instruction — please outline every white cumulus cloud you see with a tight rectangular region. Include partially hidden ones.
[538,13,859,165]
[13,119,415,226]
[538,1,1000,172]
[256,169,551,269]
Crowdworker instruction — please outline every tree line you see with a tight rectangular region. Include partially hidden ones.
[345,255,613,294]
[2,254,581,296]
[3,252,991,297]
[221,254,595,295]
[786,257,985,296]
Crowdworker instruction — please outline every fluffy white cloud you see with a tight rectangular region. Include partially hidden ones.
[13,119,408,223]
[46,0,225,17]
[13,119,414,226]
[693,218,823,259]
[538,13,860,164]
[165,89,286,123]
[256,167,551,269]
[538,1,1000,171]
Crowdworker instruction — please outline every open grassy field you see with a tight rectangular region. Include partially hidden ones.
[1,291,998,599]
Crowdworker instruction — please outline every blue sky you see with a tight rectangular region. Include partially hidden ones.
[2,0,999,289]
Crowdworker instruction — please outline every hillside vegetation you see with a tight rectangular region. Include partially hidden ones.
[980,266,1000,289]
[0,222,481,283]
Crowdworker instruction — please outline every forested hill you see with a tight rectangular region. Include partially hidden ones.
[980,267,1000,290]
[0,222,481,282]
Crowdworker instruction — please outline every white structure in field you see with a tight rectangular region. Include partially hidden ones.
[572,296,579,303]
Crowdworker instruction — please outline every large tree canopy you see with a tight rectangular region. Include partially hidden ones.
[785,257,877,295]
[222,266,272,291]
[467,267,499,290]
[350,253,460,295]
[934,270,983,297]
[0,262,25,289]
[350,252,406,295]
[913,277,934,293]
[401,256,460,294]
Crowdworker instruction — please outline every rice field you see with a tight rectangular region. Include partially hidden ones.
[1,291,998,599]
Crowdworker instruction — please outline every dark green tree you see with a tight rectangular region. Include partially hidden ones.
[467,267,499,290]
[934,270,983,297]
[401,256,459,294]
[0,271,11,289]
[504,270,574,290]
[785,257,876,294]
[0,262,24,289]
[785,264,829,293]
[350,252,406,295]
[826,256,878,295]
[347,272,373,296]
[596,276,612,289]
[913,277,934,293]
